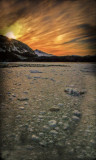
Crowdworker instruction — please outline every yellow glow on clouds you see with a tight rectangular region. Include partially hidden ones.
[2,22,22,39]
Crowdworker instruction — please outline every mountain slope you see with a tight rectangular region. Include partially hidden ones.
[34,49,53,57]
[0,35,37,62]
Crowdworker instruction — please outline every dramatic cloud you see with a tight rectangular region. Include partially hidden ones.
[0,0,96,56]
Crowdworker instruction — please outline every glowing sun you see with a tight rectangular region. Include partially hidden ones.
[5,32,16,39]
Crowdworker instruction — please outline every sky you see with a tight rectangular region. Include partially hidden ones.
[0,0,96,56]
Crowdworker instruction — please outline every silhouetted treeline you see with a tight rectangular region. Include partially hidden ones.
[0,52,96,62]
[33,55,96,62]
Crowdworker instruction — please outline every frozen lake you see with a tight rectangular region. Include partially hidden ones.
[0,62,96,160]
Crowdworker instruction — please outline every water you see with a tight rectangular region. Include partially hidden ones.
[0,62,96,160]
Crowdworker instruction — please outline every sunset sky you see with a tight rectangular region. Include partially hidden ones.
[0,0,96,56]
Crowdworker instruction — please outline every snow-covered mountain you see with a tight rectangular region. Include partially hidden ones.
[34,49,53,57]
[0,35,37,62]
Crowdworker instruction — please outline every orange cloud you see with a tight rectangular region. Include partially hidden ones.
[0,0,96,56]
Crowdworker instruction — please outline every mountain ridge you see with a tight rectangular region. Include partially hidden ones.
[0,35,37,62]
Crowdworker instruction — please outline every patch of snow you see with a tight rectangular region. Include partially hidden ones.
[23,49,28,53]
[34,49,53,57]
[12,46,20,52]
[14,53,27,60]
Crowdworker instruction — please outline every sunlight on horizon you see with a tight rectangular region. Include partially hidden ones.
[5,32,16,39]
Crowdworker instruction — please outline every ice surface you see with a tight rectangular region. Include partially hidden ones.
[0,62,96,160]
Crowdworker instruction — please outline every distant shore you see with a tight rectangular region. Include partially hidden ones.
[0,55,96,63]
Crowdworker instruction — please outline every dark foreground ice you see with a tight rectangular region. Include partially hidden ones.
[0,62,96,160]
